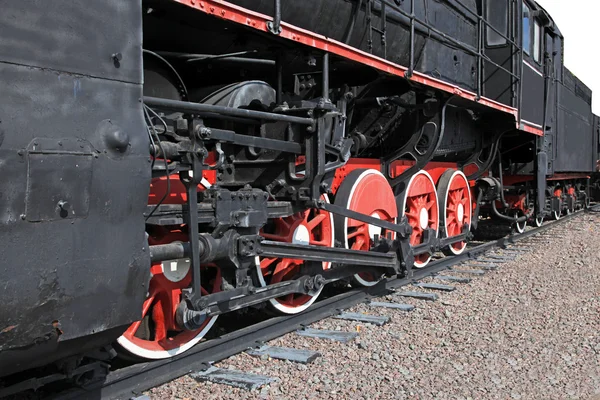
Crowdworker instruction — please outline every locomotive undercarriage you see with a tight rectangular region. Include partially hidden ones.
[114,12,508,358]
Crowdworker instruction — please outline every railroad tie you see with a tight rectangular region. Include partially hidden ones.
[334,312,390,326]
[463,263,498,271]
[247,345,321,364]
[449,268,486,276]
[396,291,438,301]
[502,247,531,252]
[472,259,506,265]
[477,256,513,262]
[190,366,277,390]
[435,275,472,284]
[369,302,415,311]
[296,328,358,343]
[412,282,456,292]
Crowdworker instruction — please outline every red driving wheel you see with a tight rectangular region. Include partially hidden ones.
[437,169,472,255]
[257,195,334,314]
[399,170,439,268]
[117,229,221,359]
[334,169,398,286]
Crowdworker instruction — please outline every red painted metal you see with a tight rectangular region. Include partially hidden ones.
[259,202,334,310]
[331,159,476,195]
[443,172,472,254]
[503,194,527,212]
[520,123,544,136]
[401,171,439,266]
[121,229,221,354]
[340,170,397,284]
[502,175,534,186]
[173,0,524,122]
[547,173,591,181]
[503,173,591,186]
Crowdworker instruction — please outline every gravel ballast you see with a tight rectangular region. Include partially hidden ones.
[148,214,600,400]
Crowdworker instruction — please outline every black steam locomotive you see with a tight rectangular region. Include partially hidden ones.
[0,0,596,388]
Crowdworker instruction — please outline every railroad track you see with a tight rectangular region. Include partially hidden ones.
[17,207,599,400]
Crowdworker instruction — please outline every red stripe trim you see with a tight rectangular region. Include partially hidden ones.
[173,0,519,118]
[519,122,544,136]
[547,173,591,181]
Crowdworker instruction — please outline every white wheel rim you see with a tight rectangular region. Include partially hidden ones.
[117,317,217,360]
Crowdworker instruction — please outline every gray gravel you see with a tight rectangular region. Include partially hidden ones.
[148,214,600,400]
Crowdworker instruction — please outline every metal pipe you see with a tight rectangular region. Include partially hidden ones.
[150,243,192,263]
[267,0,282,34]
[190,57,276,66]
[276,52,283,105]
[322,52,330,101]
[144,96,314,126]
[273,0,281,32]
[477,18,483,100]
[408,0,415,77]
[491,200,531,223]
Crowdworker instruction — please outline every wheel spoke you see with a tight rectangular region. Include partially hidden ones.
[306,213,327,231]
[260,257,278,271]
[425,199,436,210]
[405,211,419,220]
[310,239,328,246]
[141,292,157,319]
[352,237,366,251]
[152,298,167,342]
[169,289,181,330]
[262,232,288,242]
[276,217,293,232]
[272,260,297,283]
[127,320,143,337]
[347,225,367,239]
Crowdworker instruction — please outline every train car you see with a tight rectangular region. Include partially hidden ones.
[0,0,596,390]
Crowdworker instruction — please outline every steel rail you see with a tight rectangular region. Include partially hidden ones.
[48,207,598,400]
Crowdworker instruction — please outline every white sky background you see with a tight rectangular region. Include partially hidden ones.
[536,0,600,114]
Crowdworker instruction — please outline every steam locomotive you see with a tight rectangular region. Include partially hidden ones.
[1,0,597,387]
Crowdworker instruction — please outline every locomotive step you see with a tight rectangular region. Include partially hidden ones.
[247,345,321,364]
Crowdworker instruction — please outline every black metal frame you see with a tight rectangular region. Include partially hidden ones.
[143,39,485,324]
